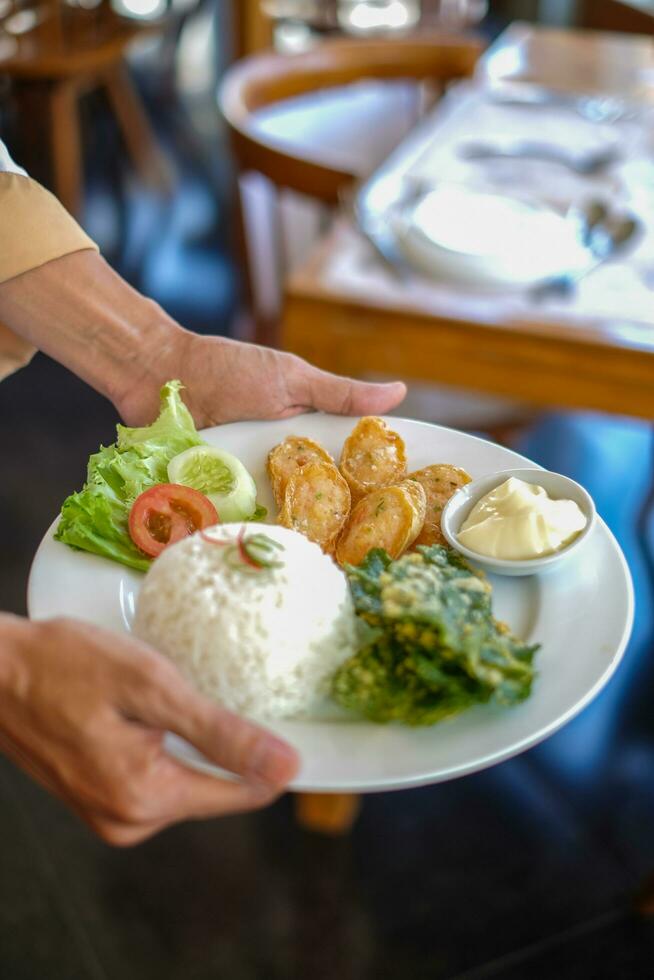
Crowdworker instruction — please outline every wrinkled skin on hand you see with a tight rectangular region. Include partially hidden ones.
[0,253,406,847]
[0,615,299,846]
[117,334,406,428]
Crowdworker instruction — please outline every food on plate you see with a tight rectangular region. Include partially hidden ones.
[339,416,407,503]
[58,402,544,733]
[278,459,351,554]
[55,380,263,572]
[267,436,335,508]
[409,464,472,547]
[335,480,426,567]
[167,445,257,522]
[265,420,474,569]
[333,545,538,725]
[128,484,218,558]
[458,476,587,560]
[134,523,357,720]
[56,381,204,571]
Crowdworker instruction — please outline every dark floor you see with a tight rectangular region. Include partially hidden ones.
[3,356,654,979]
[3,11,654,976]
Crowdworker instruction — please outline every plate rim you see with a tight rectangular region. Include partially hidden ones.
[27,413,636,793]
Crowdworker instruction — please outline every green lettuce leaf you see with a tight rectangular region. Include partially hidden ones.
[55,381,203,572]
[115,380,202,458]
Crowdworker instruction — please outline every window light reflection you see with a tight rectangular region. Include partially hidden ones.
[4,8,41,34]
[338,0,420,34]
[112,0,165,20]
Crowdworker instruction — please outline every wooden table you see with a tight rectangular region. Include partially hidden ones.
[582,0,654,35]
[281,23,654,420]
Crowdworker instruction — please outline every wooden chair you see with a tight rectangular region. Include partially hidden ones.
[219,34,482,834]
[219,33,483,343]
[221,33,482,204]
[230,1,486,57]
[0,0,172,215]
[231,0,274,60]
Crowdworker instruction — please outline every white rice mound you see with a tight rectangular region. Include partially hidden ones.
[134,523,357,720]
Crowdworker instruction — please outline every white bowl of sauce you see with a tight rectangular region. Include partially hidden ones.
[441,468,597,577]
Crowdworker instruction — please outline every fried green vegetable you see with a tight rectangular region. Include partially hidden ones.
[332,545,538,726]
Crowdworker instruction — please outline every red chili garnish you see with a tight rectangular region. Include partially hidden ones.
[200,530,228,546]
[237,526,262,569]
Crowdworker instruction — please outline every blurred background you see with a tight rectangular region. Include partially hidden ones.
[2,1,654,977]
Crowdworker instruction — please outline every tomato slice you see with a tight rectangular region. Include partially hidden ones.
[129,484,219,558]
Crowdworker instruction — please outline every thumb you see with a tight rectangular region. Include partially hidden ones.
[124,661,299,789]
[298,365,406,416]
[178,702,299,790]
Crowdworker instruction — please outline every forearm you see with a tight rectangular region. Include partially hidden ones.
[0,250,190,411]
[0,147,197,414]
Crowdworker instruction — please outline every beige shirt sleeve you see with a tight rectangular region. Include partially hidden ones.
[0,156,99,382]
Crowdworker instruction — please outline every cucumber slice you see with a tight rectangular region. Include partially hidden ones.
[167,446,257,523]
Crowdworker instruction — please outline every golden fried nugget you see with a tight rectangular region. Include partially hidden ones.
[335,480,426,567]
[339,416,408,504]
[267,436,334,507]
[279,460,351,554]
[402,478,428,522]
[408,464,472,547]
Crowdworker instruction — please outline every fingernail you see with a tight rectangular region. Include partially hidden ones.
[249,736,299,785]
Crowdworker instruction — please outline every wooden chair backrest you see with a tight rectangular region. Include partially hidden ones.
[220,34,483,202]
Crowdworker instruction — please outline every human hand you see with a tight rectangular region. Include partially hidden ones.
[0,615,298,846]
[117,333,406,428]
[0,251,405,427]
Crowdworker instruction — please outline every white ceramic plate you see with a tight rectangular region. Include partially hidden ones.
[28,415,633,793]
[391,185,590,290]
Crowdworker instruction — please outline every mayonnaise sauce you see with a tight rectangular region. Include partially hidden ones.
[458,477,587,561]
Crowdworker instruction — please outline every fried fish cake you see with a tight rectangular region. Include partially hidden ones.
[335,480,426,567]
[267,436,334,507]
[408,464,472,547]
[279,460,351,554]
[339,416,408,504]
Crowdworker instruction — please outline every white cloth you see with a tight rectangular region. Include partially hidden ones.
[325,82,654,329]
[0,138,27,176]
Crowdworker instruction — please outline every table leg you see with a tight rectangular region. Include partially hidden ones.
[294,793,361,835]
[231,0,274,60]
[48,80,82,216]
[102,62,174,195]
